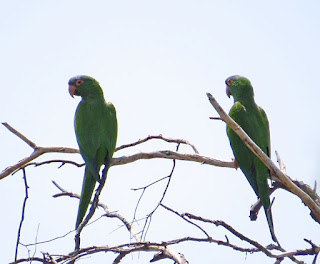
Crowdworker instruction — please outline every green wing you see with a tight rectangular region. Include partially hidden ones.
[227,102,259,194]
[227,102,277,242]
[75,101,117,228]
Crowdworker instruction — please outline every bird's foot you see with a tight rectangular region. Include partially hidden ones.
[232,158,238,169]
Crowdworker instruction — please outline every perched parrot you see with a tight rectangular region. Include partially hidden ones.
[225,75,277,243]
[68,75,117,228]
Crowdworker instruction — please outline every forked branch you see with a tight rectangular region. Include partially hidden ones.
[0,122,233,181]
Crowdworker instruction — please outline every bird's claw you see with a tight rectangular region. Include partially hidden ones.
[232,158,238,169]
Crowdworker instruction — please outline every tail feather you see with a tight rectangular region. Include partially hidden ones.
[264,205,279,244]
[76,168,97,229]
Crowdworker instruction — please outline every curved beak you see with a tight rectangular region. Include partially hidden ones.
[69,84,76,98]
[226,86,231,98]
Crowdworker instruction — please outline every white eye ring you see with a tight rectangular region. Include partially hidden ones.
[76,80,84,86]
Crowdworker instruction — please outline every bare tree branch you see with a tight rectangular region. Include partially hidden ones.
[182,212,277,258]
[112,150,233,168]
[3,116,320,264]
[1,122,233,180]
[53,181,142,243]
[13,235,319,264]
[1,122,78,180]
[161,204,210,238]
[31,179,188,263]
[11,242,188,264]
[116,134,199,154]
[162,205,316,264]
[2,122,37,149]
[11,195,319,264]
[250,151,319,221]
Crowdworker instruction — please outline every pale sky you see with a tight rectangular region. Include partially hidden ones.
[1,1,320,263]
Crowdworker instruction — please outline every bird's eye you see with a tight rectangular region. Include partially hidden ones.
[76,80,84,86]
[226,79,232,86]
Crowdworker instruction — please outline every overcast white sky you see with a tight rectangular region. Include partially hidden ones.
[1,1,320,263]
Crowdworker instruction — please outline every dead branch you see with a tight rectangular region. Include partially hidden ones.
[112,150,233,168]
[139,145,178,242]
[250,151,319,221]
[162,205,317,264]
[116,134,199,154]
[15,168,29,262]
[11,193,319,264]
[52,180,142,244]
[1,122,234,180]
[161,204,210,238]
[206,93,320,224]
[169,208,277,258]
[3,113,320,264]
[14,235,318,264]
[22,178,187,263]
[51,181,188,263]
[11,242,188,264]
[1,122,79,180]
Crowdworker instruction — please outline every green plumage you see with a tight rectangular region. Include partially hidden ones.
[68,75,117,228]
[225,75,277,243]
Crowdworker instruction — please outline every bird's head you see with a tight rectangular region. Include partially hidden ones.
[68,75,103,100]
[225,75,254,101]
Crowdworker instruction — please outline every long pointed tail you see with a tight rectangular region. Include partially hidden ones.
[264,206,279,244]
[76,167,96,229]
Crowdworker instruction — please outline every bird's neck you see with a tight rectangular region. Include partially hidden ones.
[235,96,256,109]
[82,96,105,104]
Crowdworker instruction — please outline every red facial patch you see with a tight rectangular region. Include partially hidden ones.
[226,79,232,86]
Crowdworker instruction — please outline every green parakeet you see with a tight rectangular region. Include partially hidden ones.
[68,75,117,228]
[225,75,277,243]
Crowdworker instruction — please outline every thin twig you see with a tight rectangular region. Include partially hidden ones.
[141,144,179,241]
[275,151,287,174]
[131,175,170,191]
[184,212,277,256]
[52,180,142,244]
[23,160,84,170]
[209,117,222,120]
[2,122,37,149]
[115,134,199,154]
[161,204,210,238]
[20,229,74,247]
[14,168,29,261]
[113,253,126,264]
